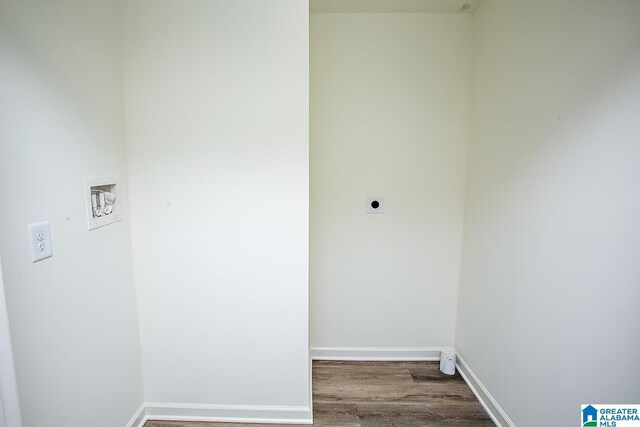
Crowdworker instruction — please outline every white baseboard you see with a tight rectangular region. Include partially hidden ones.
[126,351,512,427]
[126,403,146,427]
[131,402,312,426]
[455,353,515,427]
[311,346,446,361]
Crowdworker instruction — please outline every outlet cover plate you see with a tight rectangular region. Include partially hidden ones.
[28,221,52,262]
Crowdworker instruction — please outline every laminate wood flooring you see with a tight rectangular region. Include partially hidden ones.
[145,361,494,427]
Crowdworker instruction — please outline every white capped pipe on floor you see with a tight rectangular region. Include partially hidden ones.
[440,349,456,375]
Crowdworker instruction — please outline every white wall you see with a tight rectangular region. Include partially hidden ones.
[456,1,640,425]
[310,13,471,349]
[122,0,310,410]
[0,1,144,426]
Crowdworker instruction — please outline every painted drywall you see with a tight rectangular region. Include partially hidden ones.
[456,0,640,426]
[310,13,471,349]
[0,1,144,426]
[122,0,310,409]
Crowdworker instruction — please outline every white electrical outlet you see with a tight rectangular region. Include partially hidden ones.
[28,221,52,262]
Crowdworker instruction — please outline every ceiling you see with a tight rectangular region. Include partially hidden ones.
[310,0,485,14]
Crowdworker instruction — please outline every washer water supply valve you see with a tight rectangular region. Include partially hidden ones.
[91,190,116,217]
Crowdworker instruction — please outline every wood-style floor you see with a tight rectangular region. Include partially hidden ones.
[145,361,494,426]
